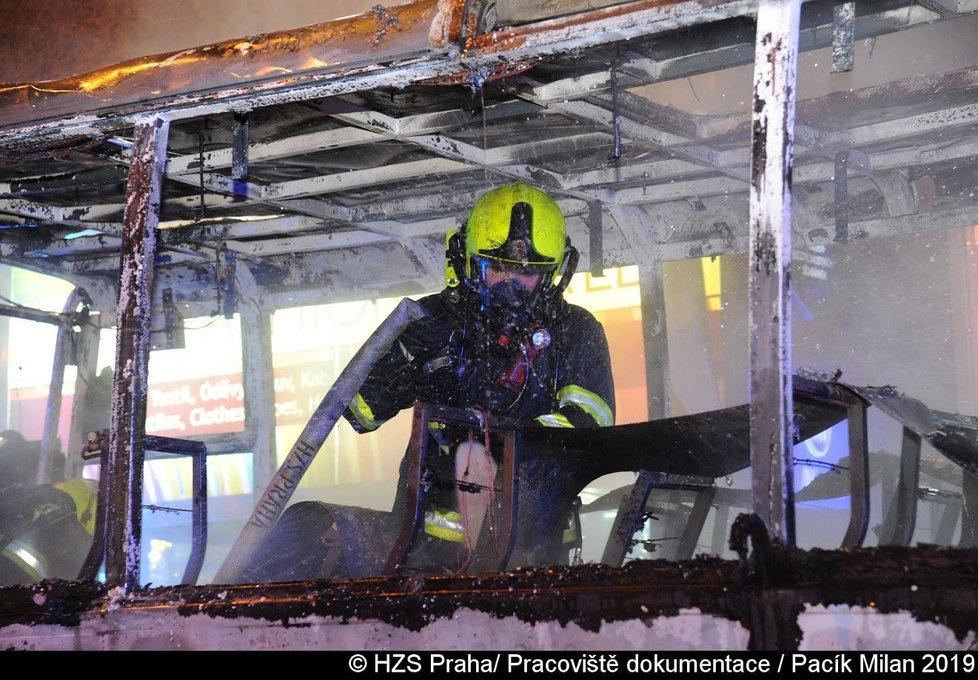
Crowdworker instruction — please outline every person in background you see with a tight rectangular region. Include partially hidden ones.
[0,430,95,584]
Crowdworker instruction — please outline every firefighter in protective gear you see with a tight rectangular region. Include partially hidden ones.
[0,431,95,585]
[239,181,615,581]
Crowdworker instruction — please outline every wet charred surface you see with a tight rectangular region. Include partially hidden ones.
[127,555,748,634]
[784,546,978,642]
[4,546,978,648]
[0,579,106,628]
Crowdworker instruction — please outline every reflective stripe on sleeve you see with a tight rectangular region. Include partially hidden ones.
[424,507,465,542]
[348,393,383,432]
[556,384,614,427]
[535,413,574,428]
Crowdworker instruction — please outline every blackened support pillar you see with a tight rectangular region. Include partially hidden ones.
[105,116,170,592]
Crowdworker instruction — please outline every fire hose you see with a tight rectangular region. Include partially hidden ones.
[213,298,428,584]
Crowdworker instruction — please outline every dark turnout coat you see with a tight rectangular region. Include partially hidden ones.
[239,287,615,581]
[345,288,616,433]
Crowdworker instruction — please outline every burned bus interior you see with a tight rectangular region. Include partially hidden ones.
[2,0,978,650]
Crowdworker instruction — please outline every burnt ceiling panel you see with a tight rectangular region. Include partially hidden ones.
[0,0,975,314]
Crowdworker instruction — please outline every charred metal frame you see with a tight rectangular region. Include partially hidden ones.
[0,302,65,326]
[0,0,873,584]
[0,292,94,485]
[385,402,520,575]
[748,0,801,546]
[601,469,660,566]
[37,290,84,485]
[601,471,718,566]
[3,0,978,651]
[143,435,209,586]
[878,427,923,546]
[601,378,871,565]
[961,470,978,548]
[236,263,277,494]
[878,427,978,550]
[80,434,208,586]
[791,378,870,548]
[105,117,170,592]
[831,1,855,73]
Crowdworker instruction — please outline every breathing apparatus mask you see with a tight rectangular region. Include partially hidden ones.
[443,182,578,394]
[477,258,547,327]
[446,182,577,329]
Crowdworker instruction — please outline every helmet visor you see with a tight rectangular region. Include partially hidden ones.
[473,255,557,292]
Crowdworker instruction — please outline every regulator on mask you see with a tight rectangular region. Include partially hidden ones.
[444,181,579,394]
